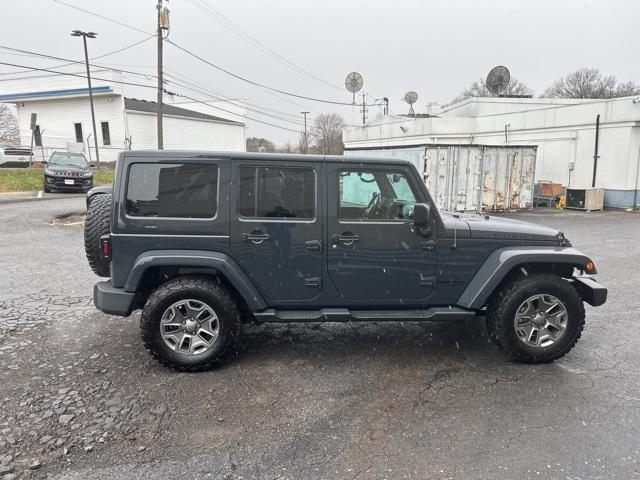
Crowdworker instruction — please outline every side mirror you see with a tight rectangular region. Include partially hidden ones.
[89,163,96,168]
[413,203,431,227]
[42,161,48,166]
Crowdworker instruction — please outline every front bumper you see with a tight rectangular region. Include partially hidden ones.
[94,281,135,316]
[573,275,607,307]
[45,174,93,190]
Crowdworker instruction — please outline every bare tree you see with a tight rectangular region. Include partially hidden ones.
[541,68,640,99]
[0,104,20,145]
[246,136,276,152]
[277,141,298,154]
[309,113,345,155]
[448,77,533,105]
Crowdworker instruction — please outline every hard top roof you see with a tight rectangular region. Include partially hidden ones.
[121,150,413,167]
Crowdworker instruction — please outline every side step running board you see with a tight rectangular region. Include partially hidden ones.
[253,307,477,323]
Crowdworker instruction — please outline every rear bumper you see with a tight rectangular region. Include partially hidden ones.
[573,275,607,307]
[93,281,135,316]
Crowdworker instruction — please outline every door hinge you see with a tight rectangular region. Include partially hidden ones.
[421,240,436,251]
[304,277,321,288]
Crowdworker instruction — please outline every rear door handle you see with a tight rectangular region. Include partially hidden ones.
[241,232,270,244]
[305,240,322,252]
[331,233,360,246]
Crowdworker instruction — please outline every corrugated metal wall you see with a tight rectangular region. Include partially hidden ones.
[345,145,537,212]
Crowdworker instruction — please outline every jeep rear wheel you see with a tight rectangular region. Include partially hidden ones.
[486,273,585,363]
[140,276,240,371]
[84,193,111,277]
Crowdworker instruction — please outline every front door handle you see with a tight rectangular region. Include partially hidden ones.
[241,231,270,244]
[331,232,360,246]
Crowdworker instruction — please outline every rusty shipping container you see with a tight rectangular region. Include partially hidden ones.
[423,145,536,212]
[344,144,537,212]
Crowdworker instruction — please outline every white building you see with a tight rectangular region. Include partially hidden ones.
[343,96,640,209]
[0,70,246,163]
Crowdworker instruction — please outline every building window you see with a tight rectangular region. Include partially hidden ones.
[34,125,42,147]
[126,163,219,218]
[101,121,111,146]
[74,123,83,143]
[239,166,315,219]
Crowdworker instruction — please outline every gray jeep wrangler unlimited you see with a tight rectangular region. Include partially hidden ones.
[84,150,607,371]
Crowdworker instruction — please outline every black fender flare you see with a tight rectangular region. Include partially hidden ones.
[457,246,593,309]
[124,250,267,311]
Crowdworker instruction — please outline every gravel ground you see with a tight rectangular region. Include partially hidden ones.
[0,198,639,480]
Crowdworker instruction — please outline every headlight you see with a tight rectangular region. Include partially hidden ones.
[44,168,54,175]
[83,171,93,178]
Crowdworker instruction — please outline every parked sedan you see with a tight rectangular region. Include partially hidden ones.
[43,152,94,193]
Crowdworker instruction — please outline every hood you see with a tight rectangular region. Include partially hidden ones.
[47,164,91,172]
[441,213,567,244]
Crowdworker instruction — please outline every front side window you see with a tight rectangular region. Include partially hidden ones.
[239,166,314,219]
[74,123,83,143]
[339,170,416,220]
[126,163,218,218]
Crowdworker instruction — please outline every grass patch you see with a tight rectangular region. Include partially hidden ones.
[0,168,114,193]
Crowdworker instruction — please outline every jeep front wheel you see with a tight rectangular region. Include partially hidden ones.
[486,273,585,363]
[140,276,240,371]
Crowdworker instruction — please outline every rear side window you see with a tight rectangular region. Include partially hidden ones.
[239,166,314,219]
[126,163,218,218]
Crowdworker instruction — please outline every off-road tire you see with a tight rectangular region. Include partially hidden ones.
[486,273,585,363]
[140,276,241,372]
[84,193,111,277]
[44,184,51,193]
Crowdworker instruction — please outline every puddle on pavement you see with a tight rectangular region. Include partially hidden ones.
[47,212,86,228]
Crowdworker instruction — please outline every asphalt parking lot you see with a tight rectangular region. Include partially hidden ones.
[0,197,639,480]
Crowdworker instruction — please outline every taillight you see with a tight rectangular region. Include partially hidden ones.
[100,235,111,260]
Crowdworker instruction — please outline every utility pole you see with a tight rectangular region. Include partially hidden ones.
[301,111,310,154]
[361,92,367,125]
[71,30,100,164]
[156,0,165,150]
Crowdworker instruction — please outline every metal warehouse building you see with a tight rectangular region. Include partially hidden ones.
[0,70,246,163]
[343,96,640,209]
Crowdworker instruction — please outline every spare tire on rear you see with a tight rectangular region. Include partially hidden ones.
[84,194,112,277]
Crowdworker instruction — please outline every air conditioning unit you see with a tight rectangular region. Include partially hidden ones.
[565,187,604,211]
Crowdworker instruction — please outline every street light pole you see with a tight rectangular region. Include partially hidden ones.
[301,111,310,154]
[156,0,164,150]
[71,30,100,164]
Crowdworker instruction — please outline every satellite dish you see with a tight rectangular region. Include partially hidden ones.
[486,66,511,95]
[403,91,419,115]
[345,72,363,105]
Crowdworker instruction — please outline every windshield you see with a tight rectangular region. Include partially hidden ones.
[49,153,88,168]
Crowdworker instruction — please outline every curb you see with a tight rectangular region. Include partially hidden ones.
[0,191,85,205]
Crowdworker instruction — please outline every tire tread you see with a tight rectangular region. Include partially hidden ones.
[486,273,585,363]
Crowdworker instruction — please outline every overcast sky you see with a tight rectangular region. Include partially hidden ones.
[1,0,639,144]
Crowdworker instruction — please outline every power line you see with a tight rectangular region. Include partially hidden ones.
[47,0,372,108]
[51,0,152,36]
[0,44,157,81]
[0,60,301,133]
[167,39,374,107]
[190,0,343,91]
[0,35,155,77]
[0,44,311,128]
